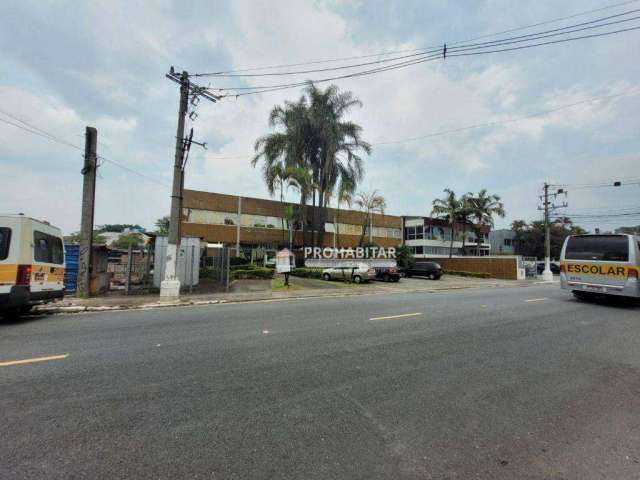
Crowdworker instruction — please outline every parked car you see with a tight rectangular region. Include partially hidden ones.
[536,261,560,274]
[322,263,376,283]
[374,266,400,282]
[403,262,442,280]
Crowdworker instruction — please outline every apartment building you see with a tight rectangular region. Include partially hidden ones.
[402,216,491,257]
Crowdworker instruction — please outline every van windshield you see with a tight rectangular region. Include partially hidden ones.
[565,235,629,262]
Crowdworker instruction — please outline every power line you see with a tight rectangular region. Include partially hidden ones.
[207,86,640,159]
[199,8,640,80]
[194,0,639,76]
[0,108,170,188]
[214,24,640,97]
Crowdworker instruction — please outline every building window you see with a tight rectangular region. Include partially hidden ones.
[504,238,512,247]
[224,217,235,226]
[414,246,423,255]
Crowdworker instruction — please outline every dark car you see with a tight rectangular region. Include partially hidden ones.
[536,261,560,274]
[374,267,401,282]
[403,262,442,280]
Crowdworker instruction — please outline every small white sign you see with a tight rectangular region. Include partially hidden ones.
[276,249,293,273]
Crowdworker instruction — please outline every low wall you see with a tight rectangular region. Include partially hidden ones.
[420,256,520,280]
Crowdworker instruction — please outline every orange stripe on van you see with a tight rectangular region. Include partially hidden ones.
[0,264,18,284]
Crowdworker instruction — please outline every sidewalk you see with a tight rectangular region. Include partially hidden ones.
[35,275,544,315]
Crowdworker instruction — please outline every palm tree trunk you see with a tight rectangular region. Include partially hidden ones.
[461,222,467,256]
[449,221,454,258]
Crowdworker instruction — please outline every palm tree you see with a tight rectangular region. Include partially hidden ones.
[355,190,387,246]
[254,83,370,248]
[468,189,506,256]
[431,189,461,258]
[457,194,474,255]
[334,177,355,247]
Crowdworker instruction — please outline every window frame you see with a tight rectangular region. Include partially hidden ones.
[33,230,64,265]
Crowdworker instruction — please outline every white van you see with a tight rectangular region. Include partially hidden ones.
[0,215,65,314]
[560,234,640,299]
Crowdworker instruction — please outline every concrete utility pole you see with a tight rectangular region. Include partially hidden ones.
[161,67,220,297]
[77,126,97,298]
[542,183,552,282]
[160,70,189,297]
[539,182,568,282]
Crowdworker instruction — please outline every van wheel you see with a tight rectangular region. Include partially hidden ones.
[572,290,592,301]
[353,275,362,284]
[323,273,331,281]
[383,273,390,282]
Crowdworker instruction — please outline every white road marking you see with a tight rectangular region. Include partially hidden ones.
[0,354,69,367]
[525,298,547,303]
[369,312,422,321]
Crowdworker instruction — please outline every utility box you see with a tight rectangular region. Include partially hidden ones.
[153,236,200,289]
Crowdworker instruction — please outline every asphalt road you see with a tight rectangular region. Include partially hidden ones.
[1,285,639,479]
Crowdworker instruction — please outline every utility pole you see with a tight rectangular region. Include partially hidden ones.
[539,182,567,281]
[77,126,97,298]
[160,70,189,297]
[161,67,219,297]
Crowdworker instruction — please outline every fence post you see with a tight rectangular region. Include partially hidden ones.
[125,244,133,295]
[225,247,230,290]
[189,244,194,294]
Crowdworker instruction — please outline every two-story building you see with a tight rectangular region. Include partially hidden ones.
[402,216,491,257]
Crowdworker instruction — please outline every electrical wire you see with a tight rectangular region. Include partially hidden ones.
[193,0,640,76]
[199,8,640,80]
[0,109,170,188]
[214,25,640,97]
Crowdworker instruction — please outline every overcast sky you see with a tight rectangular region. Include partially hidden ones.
[1,0,639,235]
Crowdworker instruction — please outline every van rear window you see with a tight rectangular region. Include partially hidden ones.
[33,231,64,264]
[0,227,11,260]
[565,235,629,262]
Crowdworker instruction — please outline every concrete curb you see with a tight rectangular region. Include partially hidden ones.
[32,280,546,316]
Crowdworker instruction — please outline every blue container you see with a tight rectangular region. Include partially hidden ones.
[64,244,79,293]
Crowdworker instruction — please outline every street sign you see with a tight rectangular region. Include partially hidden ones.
[276,249,294,274]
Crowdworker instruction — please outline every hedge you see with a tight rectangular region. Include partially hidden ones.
[443,270,491,279]
[231,267,274,280]
[290,267,324,279]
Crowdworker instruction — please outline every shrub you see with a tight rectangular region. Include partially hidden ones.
[229,256,249,266]
[231,267,274,280]
[290,267,323,279]
[444,270,491,279]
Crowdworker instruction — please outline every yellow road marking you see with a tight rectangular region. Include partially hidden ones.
[0,354,69,367]
[525,298,547,303]
[369,312,422,321]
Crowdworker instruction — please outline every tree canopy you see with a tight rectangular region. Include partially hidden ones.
[512,217,587,259]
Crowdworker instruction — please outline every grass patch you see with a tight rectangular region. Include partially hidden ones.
[271,277,302,291]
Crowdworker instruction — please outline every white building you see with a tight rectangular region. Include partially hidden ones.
[402,216,491,257]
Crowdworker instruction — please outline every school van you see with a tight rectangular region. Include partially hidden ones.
[560,234,640,299]
[0,215,65,315]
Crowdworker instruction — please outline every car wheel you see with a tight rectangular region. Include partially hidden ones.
[322,273,331,281]
[393,277,399,282]
[429,273,436,280]
[383,273,390,282]
[353,275,362,284]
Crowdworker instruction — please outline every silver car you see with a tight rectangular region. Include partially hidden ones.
[322,263,376,283]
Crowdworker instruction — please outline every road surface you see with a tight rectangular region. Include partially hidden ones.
[1,285,639,479]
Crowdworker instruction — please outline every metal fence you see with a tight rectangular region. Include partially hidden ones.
[201,246,231,290]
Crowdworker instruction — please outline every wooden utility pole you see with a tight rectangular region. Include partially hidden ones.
[160,71,189,297]
[77,126,97,298]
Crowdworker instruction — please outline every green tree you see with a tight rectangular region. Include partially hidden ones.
[355,190,387,247]
[468,190,506,256]
[112,233,143,250]
[512,218,586,259]
[253,83,370,248]
[431,188,462,258]
[64,231,107,244]
[395,244,415,270]
[155,216,170,235]
[96,224,143,233]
